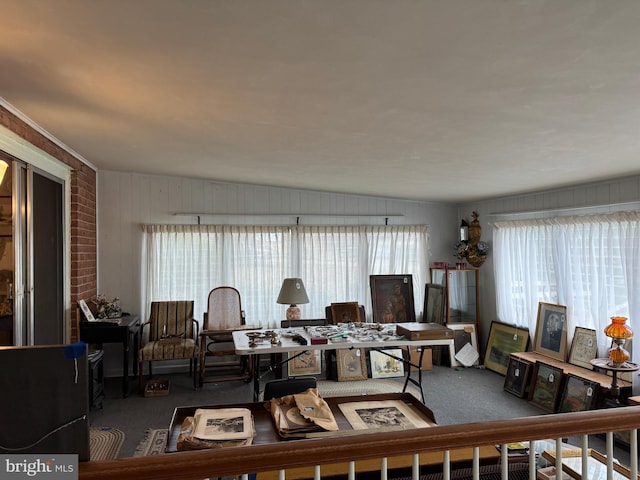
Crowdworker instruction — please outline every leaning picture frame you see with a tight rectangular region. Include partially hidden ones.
[567,326,598,370]
[503,357,532,398]
[288,350,322,376]
[534,302,568,362]
[330,302,361,325]
[422,283,445,324]
[370,349,405,378]
[483,321,531,376]
[557,373,599,413]
[529,361,565,413]
[336,348,368,381]
[448,323,479,367]
[370,275,416,323]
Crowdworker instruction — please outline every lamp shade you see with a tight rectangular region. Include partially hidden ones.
[604,316,633,339]
[277,278,309,305]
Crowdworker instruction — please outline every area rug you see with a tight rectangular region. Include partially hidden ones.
[89,426,125,461]
[318,378,422,399]
[134,428,169,457]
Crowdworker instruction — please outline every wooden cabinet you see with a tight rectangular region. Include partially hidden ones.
[430,268,479,325]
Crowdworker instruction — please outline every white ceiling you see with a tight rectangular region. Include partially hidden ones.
[2,1,640,203]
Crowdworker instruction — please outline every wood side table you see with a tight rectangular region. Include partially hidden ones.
[590,358,640,404]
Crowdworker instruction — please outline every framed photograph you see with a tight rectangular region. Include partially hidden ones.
[422,283,445,324]
[528,361,565,413]
[483,321,531,376]
[448,323,479,367]
[567,326,598,369]
[77,299,96,322]
[503,357,532,398]
[370,275,415,323]
[330,302,361,325]
[533,302,568,362]
[288,350,322,376]
[336,348,367,381]
[370,349,405,378]
[557,373,599,412]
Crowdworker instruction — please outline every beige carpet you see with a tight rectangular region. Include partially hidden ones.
[133,379,421,456]
[89,427,125,460]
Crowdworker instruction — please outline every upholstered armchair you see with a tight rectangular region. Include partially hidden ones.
[138,300,199,391]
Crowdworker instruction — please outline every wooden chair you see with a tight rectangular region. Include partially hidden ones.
[138,300,199,391]
[198,286,251,386]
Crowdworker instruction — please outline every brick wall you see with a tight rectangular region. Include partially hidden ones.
[0,105,97,342]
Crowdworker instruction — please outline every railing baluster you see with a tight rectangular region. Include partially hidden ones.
[500,443,508,480]
[278,469,285,480]
[581,435,589,480]
[381,457,388,480]
[630,428,638,480]
[472,446,479,480]
[443,449,451,480]
[529,440,537,480]
[412,453,419,480]
[314,465,320,480]
[606,431,614,480]
[348,461,355,480]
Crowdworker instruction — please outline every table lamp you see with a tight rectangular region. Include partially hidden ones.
[277,278,309,321]
[604,316,633,367]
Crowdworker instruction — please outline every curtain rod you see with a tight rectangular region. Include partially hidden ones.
[488,200,640,218]
[173,213,405,218]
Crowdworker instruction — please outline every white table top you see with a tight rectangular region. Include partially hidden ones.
[232,323,454,355]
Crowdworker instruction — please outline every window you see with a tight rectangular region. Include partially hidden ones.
[142,224,429,328]
[493,212,640,352]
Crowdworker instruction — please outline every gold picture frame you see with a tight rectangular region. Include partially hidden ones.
[288,350,322,376]
[336,348,367,381]
[330,302,361,325]
[370,349,404,379]
[483,321,530,376]
[567,326,598,370]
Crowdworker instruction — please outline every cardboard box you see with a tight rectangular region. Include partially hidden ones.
[396,322,454,340]
[409,346,433,370]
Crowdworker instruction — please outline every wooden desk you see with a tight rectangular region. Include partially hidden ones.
[233,325,456,402]
[79,314,140,397]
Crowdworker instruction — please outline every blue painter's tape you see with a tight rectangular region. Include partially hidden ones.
[64,341,87,359]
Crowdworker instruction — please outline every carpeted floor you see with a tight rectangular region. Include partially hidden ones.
[89,426,125,460]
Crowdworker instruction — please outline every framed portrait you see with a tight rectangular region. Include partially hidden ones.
[422,283,445,324]
[330,302,361,325]
[370,349,405,378]
[528,361,565,413]
[503,357,532,398]
[483,321,530,376]
[288,350,322,376]
[448,323,479,367]
[336,348,367,381]
[370,275,415,323]
[567,326,598,370]
[534,302,568,362]
[557,373,599,413]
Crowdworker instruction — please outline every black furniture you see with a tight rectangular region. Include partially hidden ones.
[263,376,317,400]
[87,349,105,409]
[79,314,140,397]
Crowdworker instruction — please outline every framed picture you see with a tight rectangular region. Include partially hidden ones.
[528,361,565,413]
[370,349,405,378]
[557,373,599,412]
[534,302,568,362]
[330,302,361,325]
[336,348,367,381]
[288,350,322,376]
[422,283,445,324]
[448,323,479,366]
[567,326,598,369]
[483,321,530,376]
[77,299,96,322]
[370,275,415,323]
[503,357,532,398]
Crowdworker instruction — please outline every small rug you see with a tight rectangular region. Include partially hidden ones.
[318,378,422,399]
[89,427,125,461]
[134,428,168,457]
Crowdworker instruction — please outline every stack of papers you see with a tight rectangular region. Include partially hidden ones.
[177,408,255,451]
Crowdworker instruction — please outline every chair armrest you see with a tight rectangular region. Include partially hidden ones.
[191,317,199,340]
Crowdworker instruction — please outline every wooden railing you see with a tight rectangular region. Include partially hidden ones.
[80,406,640,480]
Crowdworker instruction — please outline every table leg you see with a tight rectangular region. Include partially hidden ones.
[402,346,425,403]
[122,333,129,398]
[252,354,261,402]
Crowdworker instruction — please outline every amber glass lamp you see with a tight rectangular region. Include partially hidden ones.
[604,316,633,367]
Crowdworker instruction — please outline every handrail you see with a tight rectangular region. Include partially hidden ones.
[80,406,640,480]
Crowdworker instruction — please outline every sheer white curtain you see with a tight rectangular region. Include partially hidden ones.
[142,224,429,328]
[493,212,640,366]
